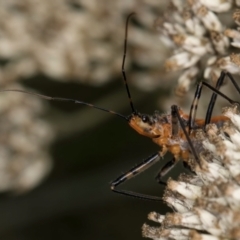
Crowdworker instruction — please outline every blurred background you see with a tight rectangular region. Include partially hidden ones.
[0,0,231,239]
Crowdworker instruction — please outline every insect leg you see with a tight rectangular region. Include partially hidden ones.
[155,109,197,183]
[202,71,240,126]
[188,82,203,132]
[204,71,240,126]
[171,105,179,137]
[226,71,240,93]
[110,152,163,201]
[202,81,238,105]
[155,157,176,185]
[156,105,196,183]
[204,71,227,126]
[171,105,200,166]
[188,71,240,131]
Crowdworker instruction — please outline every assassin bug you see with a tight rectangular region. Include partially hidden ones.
[1,13,240,201]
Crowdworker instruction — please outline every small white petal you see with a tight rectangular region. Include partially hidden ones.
[200,0,233,12]
[196,209,221,236]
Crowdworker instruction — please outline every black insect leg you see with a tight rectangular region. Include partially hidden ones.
[171,104,179,137]
[188,82,203,132]
[171,105,200,166]
[204,71,227,126]
[110,152,163,201]
[202,71,240,126]
[155,157,176,185]
[155,158,196,186]
[187,71,240,132]
[226,71,240,93]
[156,103,201,185]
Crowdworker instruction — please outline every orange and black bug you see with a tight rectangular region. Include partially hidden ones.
[1,13,240,201]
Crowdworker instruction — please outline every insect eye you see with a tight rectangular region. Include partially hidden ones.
[142,115,149,123]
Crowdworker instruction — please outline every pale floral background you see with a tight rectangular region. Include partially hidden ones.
[0,0,239,239]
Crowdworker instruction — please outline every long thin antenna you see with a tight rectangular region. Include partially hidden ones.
[0,89,128,120]
[122,12,136,114]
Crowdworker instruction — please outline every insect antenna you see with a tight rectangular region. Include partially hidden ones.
[0,89,128,121]
[0,13,138,122]
[121,12,136,114]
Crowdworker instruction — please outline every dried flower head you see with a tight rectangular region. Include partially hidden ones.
[157,0,240,97]
[142,106,240,239]
[142,2,240,239]
[0,0,166,89]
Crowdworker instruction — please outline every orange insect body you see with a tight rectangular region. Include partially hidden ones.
[194,115,229,127]
[128,110,230,162]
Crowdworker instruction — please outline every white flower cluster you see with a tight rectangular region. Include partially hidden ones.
[157,0,240,97]
[142,106,240,239]
[0,0,165,88]
[0,86,54,193]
